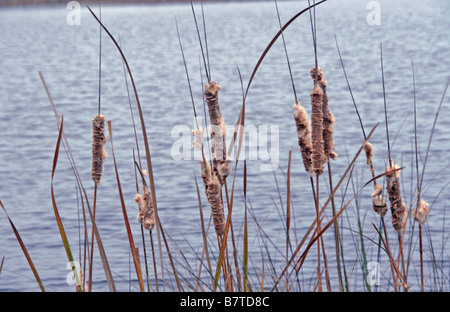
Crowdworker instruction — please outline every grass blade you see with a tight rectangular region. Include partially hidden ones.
[50,115,82,292]
[107,120,145,292]
[243,160,248,292]
[1,201,45,292]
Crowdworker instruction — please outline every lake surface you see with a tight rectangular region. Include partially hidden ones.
[0,0,449,292]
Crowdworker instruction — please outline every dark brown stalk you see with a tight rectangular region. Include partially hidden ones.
[285,151,292,289]
[107,121,145,292]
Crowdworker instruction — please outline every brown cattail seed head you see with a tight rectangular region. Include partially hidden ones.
[310,67,327,86]
[92,114,108,185]
[206,176,225,236]
[135,186,155,231]
[412,200,429,225]
[372,184,388,217]
[310,84,324,175]
[293,101,313,176]
[201,159,211,182]
[310,67,336,163]
[386,161,408,232]
[364,142,375,161]
[204,81,222,129]
[217,158,231,181]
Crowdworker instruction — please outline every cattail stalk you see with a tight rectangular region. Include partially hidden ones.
[413,199,428,292]
[91,114,108,185]
[386,160,408,232]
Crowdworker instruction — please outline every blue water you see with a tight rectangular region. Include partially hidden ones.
[0,0,449,292]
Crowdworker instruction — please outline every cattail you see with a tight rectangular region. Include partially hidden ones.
[217,157,231,183]
[372,184,387,217]
[364,142,387,217]
[203,81,229,236]
[135,185,155,231]
[200,158,211,193]
[412,200,429,225]
[204,81,224,160]
[364,142,376,178]
[204,81,230,184]
[293,100,313,176]
[386,160,408,232]
[206,176,225,236]
[311,67,337,162]
[91,114,108,185]
[310,84,324,176]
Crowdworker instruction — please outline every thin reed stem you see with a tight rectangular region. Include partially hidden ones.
[380,43,391,164]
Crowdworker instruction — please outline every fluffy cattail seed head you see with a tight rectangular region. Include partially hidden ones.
[372,184,388,217]
[310,67,327,86]
[412,200,429,225]
[135,185,155,231]
[293,101,313,176]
